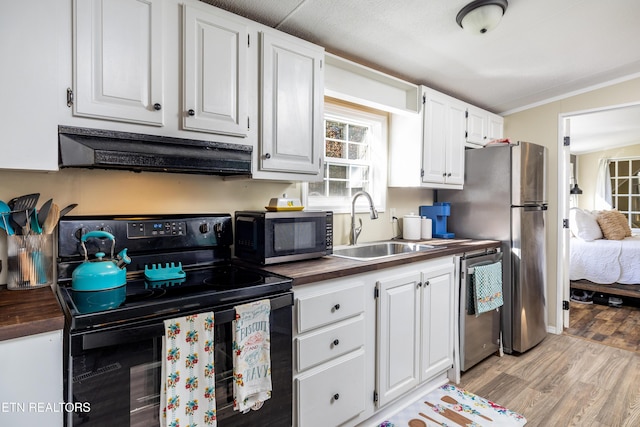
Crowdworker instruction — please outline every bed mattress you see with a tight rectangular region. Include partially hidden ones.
[570,236,640,284]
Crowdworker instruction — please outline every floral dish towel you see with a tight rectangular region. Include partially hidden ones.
[161,312,217,427]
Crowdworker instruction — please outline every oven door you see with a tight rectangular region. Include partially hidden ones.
[64,293,293,427]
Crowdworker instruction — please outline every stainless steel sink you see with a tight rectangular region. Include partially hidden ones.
[332,241,441,261]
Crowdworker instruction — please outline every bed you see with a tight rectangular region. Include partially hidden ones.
[569,207,640,299]
[570,236,640,284]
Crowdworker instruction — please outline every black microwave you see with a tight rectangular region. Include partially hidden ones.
[234,211,333,264]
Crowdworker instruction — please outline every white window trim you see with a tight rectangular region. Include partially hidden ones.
[302,102,387,214]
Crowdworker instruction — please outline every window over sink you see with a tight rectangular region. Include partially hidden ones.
[302,99,387,213]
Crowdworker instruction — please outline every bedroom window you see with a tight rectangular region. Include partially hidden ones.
[302,100,387,213]
[609,159,640,229]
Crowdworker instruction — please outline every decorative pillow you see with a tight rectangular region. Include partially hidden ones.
[611,210,632,237]
[596,210,628,240]
[569,208,603,241]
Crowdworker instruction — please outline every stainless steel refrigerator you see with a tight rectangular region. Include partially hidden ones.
[439,141,547,354]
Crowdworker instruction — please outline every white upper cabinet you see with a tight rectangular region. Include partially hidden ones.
[0,0,62,171]
[257,31,324,178]
[421,87,466,188]
[182,4,250,137]
[73,0,164,126]
[466,105,504,146]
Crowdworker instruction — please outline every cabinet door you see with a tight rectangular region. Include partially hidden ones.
[465,106,487,145]
[446,100,467,186]
[260,31,324,175]
[375,272,421,407]
[0,0,61,170]
[74,0,163,126]
[422,94,447,184]
[183,5,249,137]
[420,263,454,382]
[488,112,504,141]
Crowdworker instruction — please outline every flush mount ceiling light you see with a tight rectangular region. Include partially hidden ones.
[456,0,508,34]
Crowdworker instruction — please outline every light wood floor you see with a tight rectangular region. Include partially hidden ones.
[458,333,640,426]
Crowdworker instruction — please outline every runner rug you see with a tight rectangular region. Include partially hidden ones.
[380,383,527,427]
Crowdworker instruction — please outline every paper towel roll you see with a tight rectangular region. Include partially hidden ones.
[403,214,421,240]
[421,217,432,239]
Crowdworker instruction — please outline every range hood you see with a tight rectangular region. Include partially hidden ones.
[58,126,252,176]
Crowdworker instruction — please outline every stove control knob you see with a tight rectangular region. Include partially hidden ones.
[199,223,210,234]
[74,227,88,240]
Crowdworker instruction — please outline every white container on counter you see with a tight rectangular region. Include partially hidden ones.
[403,213,421,240]
[421,217,432,240]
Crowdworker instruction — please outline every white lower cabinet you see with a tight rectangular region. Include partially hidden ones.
[0,330,63,427]
[293,278,371,427]
[293,256,456,426]
[375,257,455,407]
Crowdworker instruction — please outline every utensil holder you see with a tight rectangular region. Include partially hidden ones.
[7,234,53,290]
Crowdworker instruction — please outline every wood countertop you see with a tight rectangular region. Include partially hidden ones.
[259,238,501,286]
[0,285,65,342]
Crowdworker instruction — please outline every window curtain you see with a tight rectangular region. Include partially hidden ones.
[595,158,612,210]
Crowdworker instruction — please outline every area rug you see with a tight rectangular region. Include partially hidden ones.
[380,383,527,427]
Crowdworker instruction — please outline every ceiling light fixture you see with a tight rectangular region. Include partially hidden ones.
[456,0,508,35]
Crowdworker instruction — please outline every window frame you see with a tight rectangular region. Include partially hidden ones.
[302,101,387,214]
[609,157,640,231]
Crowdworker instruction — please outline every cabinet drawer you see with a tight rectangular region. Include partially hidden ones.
[296,314,364,372]
[296,350,366,427]
[296,282,365,333]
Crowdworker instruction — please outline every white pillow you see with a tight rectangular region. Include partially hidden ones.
[569,207,603,241]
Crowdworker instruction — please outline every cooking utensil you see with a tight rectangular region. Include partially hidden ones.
[37,198,53,229]
[440,396,493,421]
[419,413,443,426]
[408,419,426,427]
[42,203,60,235]
[0,200,15,235]
[30,209,43,234]
[72,230,131,291]
[59,203,78,218]
[9,193,40,235]
[425,401,473,426]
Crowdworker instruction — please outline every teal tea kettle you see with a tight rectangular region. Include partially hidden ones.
[72,230,131,291]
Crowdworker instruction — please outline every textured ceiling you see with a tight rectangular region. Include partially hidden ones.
[201,0,640,152]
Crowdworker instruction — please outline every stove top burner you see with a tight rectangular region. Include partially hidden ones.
[203,266,264,288]
[59,263,292,330]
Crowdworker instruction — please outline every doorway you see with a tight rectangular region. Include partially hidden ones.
[557,102,640,335]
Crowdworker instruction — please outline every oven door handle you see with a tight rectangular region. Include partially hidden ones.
[74,293,293,353]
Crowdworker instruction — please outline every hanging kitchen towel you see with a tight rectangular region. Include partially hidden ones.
[474,261,504,315]
[160,312,217,427]
[232,299,272,413]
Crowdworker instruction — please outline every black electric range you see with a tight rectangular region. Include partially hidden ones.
[56,214,293,427]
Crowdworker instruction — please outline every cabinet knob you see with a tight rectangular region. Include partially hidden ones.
[332,339,339,346]
[447,173,452,177]
[417,282,422,288]
[333,304,340,311]
[333,393,340,401]
[425,280,430,286]
[153,103,162,111]
[264,153,271,159]
[442,173,447,177]
[187,109,195,116]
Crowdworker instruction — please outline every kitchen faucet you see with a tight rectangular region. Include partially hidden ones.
[350,191,378,245]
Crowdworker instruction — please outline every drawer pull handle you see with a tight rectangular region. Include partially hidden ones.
[333,393,340,401]
[333,304,340,311]
[333,339,339,346]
